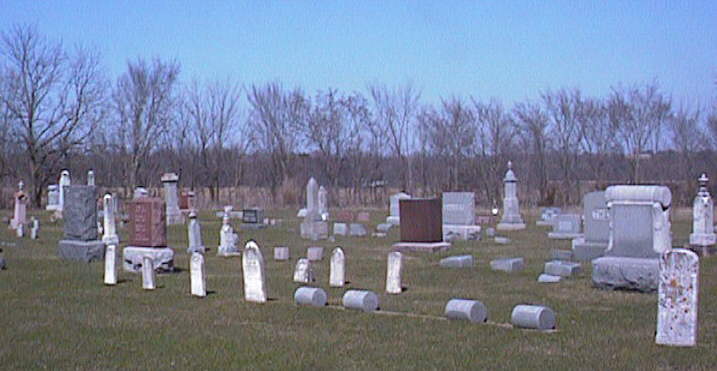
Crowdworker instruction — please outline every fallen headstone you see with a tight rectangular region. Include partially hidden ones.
[511,305,556,330]
[537,274,562,283]
[544,260,581,277]
[490,258,524,273]
[494,237,510,244]
[444,299,488,323]
[342,290,379,312]
[294,287,328,307]
[439,255,474,268]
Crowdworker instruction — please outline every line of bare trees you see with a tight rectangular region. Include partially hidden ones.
[2,25,717,208]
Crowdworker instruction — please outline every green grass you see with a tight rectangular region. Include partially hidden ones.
[0,208,715,370]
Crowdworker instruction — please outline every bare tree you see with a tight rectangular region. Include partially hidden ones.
[472,98,515,205]
[113,57,180,190]
[607,83,671,183]
[369,83,420,191]
[669,106,705,186]
[0,25,106,206]
[513,101,550,203]
[576,97,616,188]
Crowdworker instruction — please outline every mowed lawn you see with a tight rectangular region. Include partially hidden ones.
[0,208,715,370]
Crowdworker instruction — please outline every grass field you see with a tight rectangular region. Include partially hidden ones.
[0,208,715,370]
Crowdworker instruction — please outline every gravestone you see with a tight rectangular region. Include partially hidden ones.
[444,299,488,323]
[46,184,60,211]
[439,255,474,268]
[161,173,183,225]
[342,290,379,312]
[329,247,345,287]
[179,191,196,211]
[294,287,328,307]
[274,247,290,261]
[386,251,403,294]
[318,186,329,221]
[357,211,370,223]
[306,246,324,261]
[58,185,105,262]
[656,249,699,347]
[536,207,561,226]
[592,185,672,292]
[494,236,510,244]
[538,274,562,283]
[102,194,119,245]
[11,181,27,230]
[30,217,39,240]
[104,244,117,286]
[490,257,524,272]
[511,305,556,330]
[333,223,348,236]
[242,241,267,303]
[190,253,207,297]
[496,161,526,231]
[58,170,71,214]
[544,260,581,277]
[123,197,175,272]
[133,187,149,199]
[348,223,367,237]
[393,198,451,253]
[689,174,715,247]
[300,178,328,240]
[241,208,267,230]
[334,210,355,223]
[293,258,314,283]
[217,207,240,257]
[141,256,155,290]
[386,192,411,225]
[186,211,205,254]
[547,214,582,239]
[87,170,95,186]
[442,192,481,241]
[572,191,610,261]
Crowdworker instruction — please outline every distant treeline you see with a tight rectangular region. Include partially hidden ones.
[1,25,716,208]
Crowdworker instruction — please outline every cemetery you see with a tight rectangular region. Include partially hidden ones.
[1,171,716,369]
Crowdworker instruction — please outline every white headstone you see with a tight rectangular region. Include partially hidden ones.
[58,170,71,212]
[444,299,488,323]
[387,192,411,225]
[274,246,290,261]
[217,210,240,256]
[318,185,328,220]
[142,256,155,290]
[187,211,205,254]
[511,305,556,330]
[342,290,379,312]
[161,172,182,225]
[306,177,319,218]
[104,244,117,285]
[242,241,267,302]
[87,170,95,186]
[16,223,24,238]
[102,194,119,245]
[496,161,526,230]
[30,217,39,240]
[329,247,345,287]
[656,249,699,347]
[386,251,403,294]
[293,258,313,283]
[190,252,207,297]
[307,246,324,261]
[294,287,327,307]
[689,174,716,247]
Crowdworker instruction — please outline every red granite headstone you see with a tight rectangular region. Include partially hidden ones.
[399,198,443,243]
[179,191,196,210]
[334,210,355,222]
[127,197,167,247]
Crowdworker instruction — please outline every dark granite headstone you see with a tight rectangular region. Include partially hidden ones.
[63,185,98,241]
[127,197,167,247]
[242,208,264,224]
[399,198,443,243]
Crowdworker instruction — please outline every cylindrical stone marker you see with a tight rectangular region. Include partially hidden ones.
[511,305,556,330]
[294,287,328,307]
[142,256,156,290]
[342,290,379,312]
[444,299,488,323]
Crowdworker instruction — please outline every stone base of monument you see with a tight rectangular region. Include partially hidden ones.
[496,222,526,231]
[548,232,583,240]
[571,238,608,261]
[535,220,554,227]
[300,221,329,240]
[392,241,451,253]
[592,256,658,292]
[241,223,268,230]
[58,240,105,262]
[689,233,716,246]
[442,225,481,241]
[386,216,400,226]
[122,246,175,272]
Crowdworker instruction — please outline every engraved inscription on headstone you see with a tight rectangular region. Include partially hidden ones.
[656,249,699,347]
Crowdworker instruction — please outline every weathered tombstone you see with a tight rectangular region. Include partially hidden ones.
[242,241,267,303]
[87,170,95,186]
[46,184,60,211]
[544,260,581,277]
[376,223,392,233]
[161,173,183,225]
[16,224,23,238]
[58,170,71,214]
[306,246,324,261]
[444,299,488,323]
[329,247,345,287]
[537,274,562,283]
[496,161,526,231]
[536,207,561,226]
[274,247,290,261]
[656,249,699,347]
[293,258,314,283]
[318,185,329,221]
[357,211,370,223]
[300,178,329,240]
[393,198,451,253]
[333,223,348,236]
[141,256,156,290]
[490,257,524,273]
[439,255,474,268]
[294,287,328,307]
[179,191,196,211]
[386,252,403,294]
[592,185,671,292]
[30,217,39,240]
[572,191,610,261]
[342,290,379,312]
[217,207,240,257]
[186,211,205,254]
[511,305,556,330]
[11,181,27,231]
[442,192,481,241]
[386,192,411,225]
[133,187,149,199]
[123,197,175,272]
[190,252,207,297]
[57,185,105,262]
[348,223,367,237]
[547,214,582,239]
[550,249,573,261]
[334,210,355,223]
[241,208,267,230]
[494,236,510,244]
[689,174,715,247]
[485,227,496,237]
[104,244,117,285]
[102,194,119,245]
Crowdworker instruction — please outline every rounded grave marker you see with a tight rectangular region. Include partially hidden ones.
[342,290,379,312]
[444,299,488,323]
[511,305,556,330]
[294,287,328,307]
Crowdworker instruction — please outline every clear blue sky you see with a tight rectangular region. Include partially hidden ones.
[2,1,716,106]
